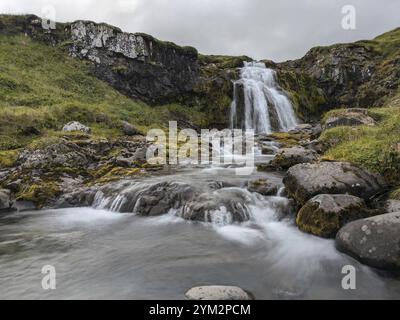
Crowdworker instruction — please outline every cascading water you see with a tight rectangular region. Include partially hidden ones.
[230,61,298,134]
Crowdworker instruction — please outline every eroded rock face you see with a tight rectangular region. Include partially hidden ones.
[269,146,318,170]
[0,189,15,212]
[324,108,375,129]
[69,20,199,104]
[283,162,387,205]
[336,212,400,270]
[296,194,371,238]
[185,286,253,300]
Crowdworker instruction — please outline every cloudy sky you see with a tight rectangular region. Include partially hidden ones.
[1,0,399,61]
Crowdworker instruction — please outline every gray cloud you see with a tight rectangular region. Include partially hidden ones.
[1,0,399,61]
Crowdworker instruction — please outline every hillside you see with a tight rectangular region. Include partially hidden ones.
[0,14,399,204]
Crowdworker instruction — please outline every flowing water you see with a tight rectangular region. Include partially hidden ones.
[1,164,400,299]
[1,64,400,300]
[230,61,298,134]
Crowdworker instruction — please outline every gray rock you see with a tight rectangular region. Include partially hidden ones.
[269,146,318,170]
[69,20,199,104]
[296,194,371,238]
[121,121,140,136]
[20,142,90,169]
[185,286,253,300]
[247,179,278,196]
[131,182,197,216]
[324,108,375,130]
[181,189,252,223]
[283,162,387,205]
[62,121,91,133]
[385,200,400,213]
[336,212,400,270]
[114,156,134,168]
[132,147,148,162]
[0,189,16,212]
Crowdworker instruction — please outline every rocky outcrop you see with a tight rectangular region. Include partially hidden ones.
[69,20,199,104]
[283,162,387,205]
[185,286,253,300]
[336,212,400,270]
[296,194,371,238]
[62,121,91,133]
[0,189,15,212]
[323,108,375,129]
[269,146,318,170]
[277,29,400,120]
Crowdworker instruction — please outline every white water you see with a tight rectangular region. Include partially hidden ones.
[230,61,298,134]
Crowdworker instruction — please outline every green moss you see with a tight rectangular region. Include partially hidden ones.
[89,164,142,185]
[390,187,400,200]
[296,200,370,238]
[320,106,400,184]
[277,70,327,120]
[0,149,20,168]
[268,132,310,148]
[17,181,61,208]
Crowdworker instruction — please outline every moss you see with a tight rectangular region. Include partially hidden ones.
[17,181,61,208]
[268,132,310,148]
[277,70,327,120]
[0,149,20,168]
[296,200,370,238]
[390,187,400,200]
[89,165,142,184]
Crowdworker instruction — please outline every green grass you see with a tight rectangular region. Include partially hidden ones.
[0,34,205,151]
[320,106,400,185]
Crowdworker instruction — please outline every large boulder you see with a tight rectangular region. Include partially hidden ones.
[269,146,318,170]
[62,121,91,133]
[336,212,400,270]
[296,194,371,238]
[185,286,253,300]
[0,189,15,212]
[283,162,386,205]
[324,108,375,130]
[180,188,252,224]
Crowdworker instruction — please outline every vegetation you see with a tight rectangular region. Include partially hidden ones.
[320,105,400,185]
[0,34,207,151]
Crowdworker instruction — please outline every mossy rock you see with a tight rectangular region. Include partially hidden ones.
[296,194,375,238]
[0,149,20,168]
[17,181,61,208]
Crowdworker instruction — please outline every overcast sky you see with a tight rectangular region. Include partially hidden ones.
[1,0,399,61]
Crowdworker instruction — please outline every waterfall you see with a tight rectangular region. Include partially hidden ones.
[230,61,298,134]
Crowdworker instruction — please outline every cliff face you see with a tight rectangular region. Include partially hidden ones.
[276,28,400,120]
[69,21,199,104]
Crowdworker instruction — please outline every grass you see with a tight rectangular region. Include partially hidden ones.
[0,34,206,152]
[320,106,400,185]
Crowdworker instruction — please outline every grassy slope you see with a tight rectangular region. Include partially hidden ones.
[0,34,206,151]
[319,29,400,190]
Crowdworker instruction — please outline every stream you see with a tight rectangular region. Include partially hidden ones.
[1,161,400,299]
